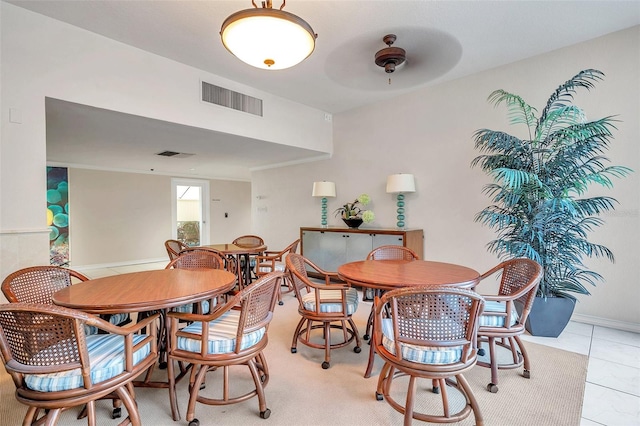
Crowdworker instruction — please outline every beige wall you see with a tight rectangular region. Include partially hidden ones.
[253,26,640,330]
[67,169,251,267]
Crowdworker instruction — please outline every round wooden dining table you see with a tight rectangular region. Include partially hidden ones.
[338,259,481,378]
[53,267,236,414]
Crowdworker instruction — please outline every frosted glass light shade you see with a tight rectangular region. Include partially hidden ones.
[220,7,316,70]
[386,173,416,194]
[312,181,336,197]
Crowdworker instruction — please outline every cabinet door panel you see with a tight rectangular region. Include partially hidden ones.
[321,233,348,271]
[345,233,374,263]
[372,233,404,248]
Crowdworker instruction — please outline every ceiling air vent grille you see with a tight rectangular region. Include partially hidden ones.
[201,81,263,117]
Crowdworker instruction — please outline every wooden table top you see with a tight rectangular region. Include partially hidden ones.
[201,243,267,255]
[53,268,236,314]
[338,259,480,291]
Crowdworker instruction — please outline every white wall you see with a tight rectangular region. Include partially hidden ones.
[0,3,330,279]
[253,26,640,330]
[68,169,251,267]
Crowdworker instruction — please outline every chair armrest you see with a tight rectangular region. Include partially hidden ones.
[85,312,160,336]
[168,297,236,323]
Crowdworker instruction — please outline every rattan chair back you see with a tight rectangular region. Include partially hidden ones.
[232,235,264,248]
[2,265,89,304]
[367,245,419,261]
[165,239,189,261]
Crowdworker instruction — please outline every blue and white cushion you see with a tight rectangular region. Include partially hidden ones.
[172,299,212,314]
[177,309,265,354]
[478,301,519,327]
[301,288,359,315]
[84,313,130,335]
[24,334,151,392]
[381,318,463,365]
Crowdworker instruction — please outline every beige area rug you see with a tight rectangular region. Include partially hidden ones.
[0,290,587,425]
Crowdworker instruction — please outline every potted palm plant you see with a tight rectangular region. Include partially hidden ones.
[472,69,632,337]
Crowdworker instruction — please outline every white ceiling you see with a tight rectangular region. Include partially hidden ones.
[8,0,640,180]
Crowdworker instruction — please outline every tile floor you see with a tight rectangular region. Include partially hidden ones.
[82,261,640,426]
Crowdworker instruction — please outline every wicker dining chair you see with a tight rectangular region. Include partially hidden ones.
[166,272,282,424]
[1,265,135,418]
[0,302,158,426]
[374,286,485,426]
[255,239,300,305]
[286,253,361,369]
[361,245,420,338]
[165,239,189,261]
[232,234,265,282]
[475,258,543,393]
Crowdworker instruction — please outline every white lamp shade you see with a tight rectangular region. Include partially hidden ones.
[312,181,336,197]
[386,174,416,193]
[220,8,316,70]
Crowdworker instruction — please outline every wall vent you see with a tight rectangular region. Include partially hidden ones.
[201,81,263,117]
[156,151,194,158]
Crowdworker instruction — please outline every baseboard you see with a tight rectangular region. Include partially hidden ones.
[572,313,640,334]
[72,257,167,272]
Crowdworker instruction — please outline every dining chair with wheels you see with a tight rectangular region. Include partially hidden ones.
[373,286,485,426]
[166,271,282,424]
[286,253,361,369]
[232,234,265,282]
[0,302,159,426]
[255,238,299,305]
[475,258,543,393]
[361,245,420,338]
[1,265,134,419]
[165,239,189,261]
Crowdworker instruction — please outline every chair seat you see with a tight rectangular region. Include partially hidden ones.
[301,288,359,315]
[84,312,130,335]
[177,309,266,354]
[258,261,285,273]
[25,334,151,392]
[478,300,519,327]
[381,318,464,365]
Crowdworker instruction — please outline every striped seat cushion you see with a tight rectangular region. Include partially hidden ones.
[84,312,130,335]
[172,299,212,314]
[301,288,359,315]
[177,309,266,354]
[478,301,519,327]
[381,318,463,365]
[24,334,151,392]
[258,261,285,273]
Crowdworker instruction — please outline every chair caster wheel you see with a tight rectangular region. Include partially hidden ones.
[487,383,498,393]
[523,369,530,379]
[278,301,284,306]
[189,419,200,426]
[321,361,330,369]
[112,407,121,419]
[376,393,383,401]
[354,346,361,353]
[432,386,440,394]
[159,361,168,370]
[363,334,370,341]
[291,348,297,354]
[478,348,485,356]
[260,408,271,419]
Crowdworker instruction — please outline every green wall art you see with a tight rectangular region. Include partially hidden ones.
[47,167,69,265]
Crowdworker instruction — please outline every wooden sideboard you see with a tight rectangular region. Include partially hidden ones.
[300,227,424,272]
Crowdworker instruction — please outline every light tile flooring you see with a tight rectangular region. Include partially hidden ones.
[83,262,640,426]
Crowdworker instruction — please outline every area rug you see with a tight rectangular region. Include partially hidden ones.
[0,292,587,425]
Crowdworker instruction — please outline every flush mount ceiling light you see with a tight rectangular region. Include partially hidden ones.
[375,34,406,74]
[220,0,317,70]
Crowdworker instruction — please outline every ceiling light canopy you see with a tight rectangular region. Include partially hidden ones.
[220,0,317,70]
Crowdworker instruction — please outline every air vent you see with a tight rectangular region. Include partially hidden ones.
[201,81,263,116]
[156,151,194,158]
[157,150,180,157]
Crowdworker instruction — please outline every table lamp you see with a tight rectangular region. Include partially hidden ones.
[386,173,416,229]
[312,181,336,228]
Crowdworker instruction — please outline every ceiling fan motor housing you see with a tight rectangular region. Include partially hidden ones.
[375,34,406,73]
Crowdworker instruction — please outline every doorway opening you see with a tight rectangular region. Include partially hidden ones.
[171,178,210,246]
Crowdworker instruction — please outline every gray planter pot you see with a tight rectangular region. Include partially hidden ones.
[516,296,576,338]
